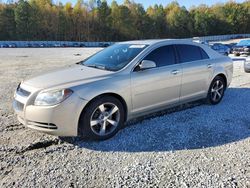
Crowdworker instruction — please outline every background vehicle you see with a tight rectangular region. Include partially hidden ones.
[244,59,250,73]
[225,43,236,54]
[99,42,110,47]
[54,43,61,47]
[232,40,250,56]
[33,44,40,48]
[211,43,230,56]
[192,37,208,45]
[8,43,17,48]
[25,43,33,48]
[13,40,233,140]
[72,43,80,47]
[40,43,46,47]
[0,43,8,48]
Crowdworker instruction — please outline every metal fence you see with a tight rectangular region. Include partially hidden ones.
[0,41,115,48]
[196,34,250,42]
[0,34,250,47]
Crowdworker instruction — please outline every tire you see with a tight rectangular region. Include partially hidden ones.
[206,76,226,105]
[78,96,125,140]
[245,68,250,73]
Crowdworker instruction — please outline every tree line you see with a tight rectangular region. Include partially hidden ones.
[0,0,249,42]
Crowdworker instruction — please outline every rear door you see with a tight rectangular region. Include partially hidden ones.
[131,45,182,114]
[175,44,213,102]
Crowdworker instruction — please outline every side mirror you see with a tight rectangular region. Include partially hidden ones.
[138,60,156,71]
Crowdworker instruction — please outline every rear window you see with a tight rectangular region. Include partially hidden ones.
[176,44,209,63]
[200,48,209,59]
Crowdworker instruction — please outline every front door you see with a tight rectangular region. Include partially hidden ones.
[131,45,182,114]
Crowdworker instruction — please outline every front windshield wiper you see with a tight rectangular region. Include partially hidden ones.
[83,64,113,71]
[77,61,116,71]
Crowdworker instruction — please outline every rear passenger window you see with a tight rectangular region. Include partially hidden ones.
[200,48,209,59]
[176,44,208,63]
[144,45,176,67]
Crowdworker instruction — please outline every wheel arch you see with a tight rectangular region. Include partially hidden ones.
[214,73,227,88]
[77,92,128,136]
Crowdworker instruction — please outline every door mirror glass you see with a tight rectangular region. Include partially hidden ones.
[138,60,156,71]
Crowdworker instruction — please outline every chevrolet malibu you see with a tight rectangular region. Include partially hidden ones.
[13,39,233,140]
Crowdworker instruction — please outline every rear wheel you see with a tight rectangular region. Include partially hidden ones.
[207,76,226,105]
[79,96,125,140]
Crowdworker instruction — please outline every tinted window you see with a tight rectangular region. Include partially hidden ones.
[200,48,209,59]
[144,45,176,67]
[176,44,208,63]
[211,45,218,50]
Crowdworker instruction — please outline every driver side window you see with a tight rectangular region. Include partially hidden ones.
[144,45,176,67]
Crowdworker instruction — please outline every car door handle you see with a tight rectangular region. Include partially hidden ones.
[171,70,180,75]
[207,64,213,68]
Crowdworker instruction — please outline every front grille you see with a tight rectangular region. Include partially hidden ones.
[16,86,31,97]
[27,121,58,130]
[13,100,24,111]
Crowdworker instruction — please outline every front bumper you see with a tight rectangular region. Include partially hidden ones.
[13,84,88,136]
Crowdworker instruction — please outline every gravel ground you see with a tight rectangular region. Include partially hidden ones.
[0,48,250,187]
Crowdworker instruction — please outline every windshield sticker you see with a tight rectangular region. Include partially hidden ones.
[129,45,146,49]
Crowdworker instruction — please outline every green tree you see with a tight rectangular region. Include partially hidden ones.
[126,2,150,39]
[96,0,111,41]
[242,1,250,33]
[190,5,218,36]
[15,0,32,40]
[0,5,16,40]
[147,4,167,38]
[0,0,249,41]
[165,1,192,38]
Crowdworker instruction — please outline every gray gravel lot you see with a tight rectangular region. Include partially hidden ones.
[0,48,250,187]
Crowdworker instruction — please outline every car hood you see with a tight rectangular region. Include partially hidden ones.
[23,64,113,89]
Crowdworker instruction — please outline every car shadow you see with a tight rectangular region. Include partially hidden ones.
[61,87,250,152]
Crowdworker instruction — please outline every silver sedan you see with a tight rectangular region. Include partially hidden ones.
[13,39,233,140]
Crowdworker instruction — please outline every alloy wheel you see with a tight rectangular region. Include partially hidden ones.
[211,80,224,102]
[90,103,120,136]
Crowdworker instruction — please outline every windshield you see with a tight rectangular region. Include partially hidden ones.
[237,40,250,46]
[81,44,148,71]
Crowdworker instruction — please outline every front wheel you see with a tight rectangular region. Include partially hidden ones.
[79,96,125,140]
[206,76,226,105]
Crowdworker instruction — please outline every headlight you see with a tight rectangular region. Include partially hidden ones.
[14,82,21,98]
[34,89,73,106]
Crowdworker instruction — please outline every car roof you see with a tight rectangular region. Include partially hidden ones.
[237,39,250,46]
[240,39,250,42]
[119,38,223,59]
[119,39,194,45]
